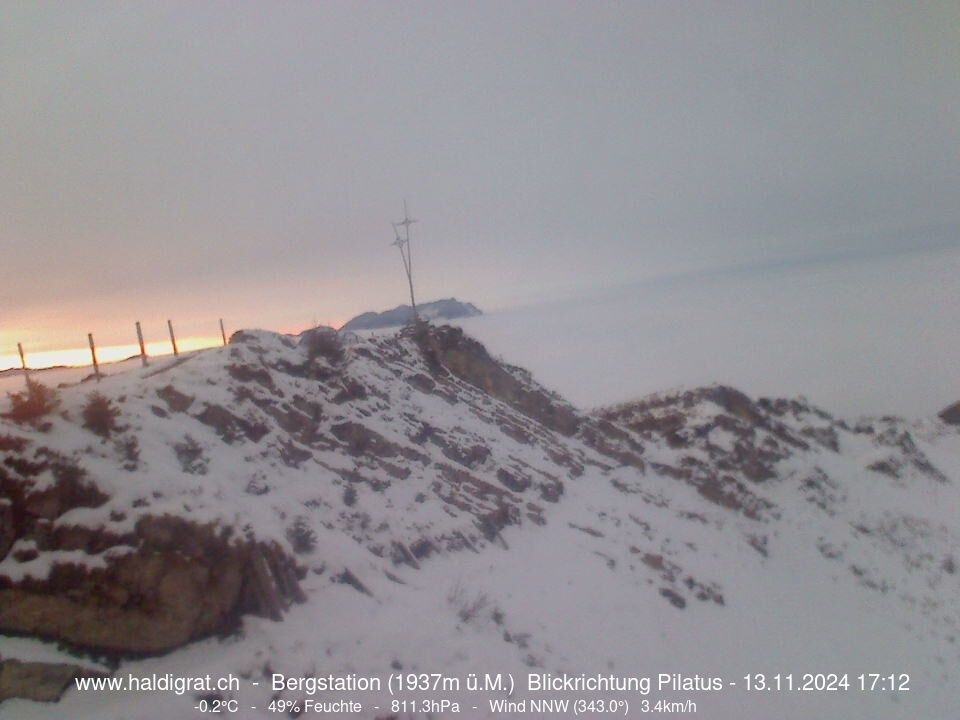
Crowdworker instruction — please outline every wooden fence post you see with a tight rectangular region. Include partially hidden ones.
[168,320,179,357]
[88,333,101,382]
[220,318,227,346]
[136,321,148,367]
[17,343,29,386]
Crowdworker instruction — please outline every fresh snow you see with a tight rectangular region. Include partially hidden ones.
[0,324,958,720]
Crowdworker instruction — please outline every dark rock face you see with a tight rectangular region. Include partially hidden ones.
[0,502,15,562]
[0,515,303,656]
[341,298,481,331]
[195,403,270,444]
[412,324,581,437]
[410,324,645,475]
[156,385,194,413]
[940,401,960,426]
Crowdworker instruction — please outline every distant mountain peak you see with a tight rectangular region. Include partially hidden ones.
[340,298,481,331]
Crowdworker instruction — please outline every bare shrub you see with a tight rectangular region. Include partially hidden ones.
[302,328,344,364]
[342,485,357,506]
[246,474,270,495]
[447,581,491,624]
[174,435,208,474]
[116,435,140,470]
[286,516,317,555]
[5,380,59,424]
[82,392,120,438]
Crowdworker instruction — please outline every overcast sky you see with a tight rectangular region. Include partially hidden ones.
[1,1,958,354]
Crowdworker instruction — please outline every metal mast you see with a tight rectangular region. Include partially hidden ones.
[392,200,418,321]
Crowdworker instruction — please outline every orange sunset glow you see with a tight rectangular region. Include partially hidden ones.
[0,336,223,372]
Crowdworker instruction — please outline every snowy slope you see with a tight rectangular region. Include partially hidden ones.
[1,325,958,719]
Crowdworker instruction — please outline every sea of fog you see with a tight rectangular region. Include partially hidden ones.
[454,244,960,419]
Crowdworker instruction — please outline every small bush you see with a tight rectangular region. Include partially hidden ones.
[82,392,120,438]
[286,516,317,555]
[5,380,59,424]
[342,485,357,506]
[448,581,490,624]
[116,435,140,470]
[302,327,344,364]
[245,474,270,495]
[174,435,208,475]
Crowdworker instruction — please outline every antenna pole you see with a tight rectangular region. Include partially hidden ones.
[391,201,419,323]
[403,199,417,319]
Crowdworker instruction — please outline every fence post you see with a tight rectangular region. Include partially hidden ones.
[168,320,179,357]
[17,342,29,386]
[220,318,227,346]
[136,321,148,367]
[88,333,101,382]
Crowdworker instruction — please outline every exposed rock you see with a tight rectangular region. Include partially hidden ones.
[156,385,194,413]
[0,515,304,657]
[0,502,14,563]
[333,568,373,596]
[659,587,687,609]
[195,403,270,444]
[412,324,581,437]
[332,421,411,460]
[599,387,841,519]
[227,363,276,392]
[940,401,960,426]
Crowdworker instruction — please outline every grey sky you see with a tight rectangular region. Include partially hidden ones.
[1,1,958,351]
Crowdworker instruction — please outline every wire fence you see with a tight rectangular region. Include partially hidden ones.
[4,318,230,388]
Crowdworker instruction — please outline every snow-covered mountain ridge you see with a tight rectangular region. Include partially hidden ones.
[1,324,958,718]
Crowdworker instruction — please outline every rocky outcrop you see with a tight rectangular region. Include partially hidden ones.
[599,384,954,523]
[0,446,109,562]
[0,432,304,657]
[412,324,581,437]
[0,514,303,656]
[940,400,960,426]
